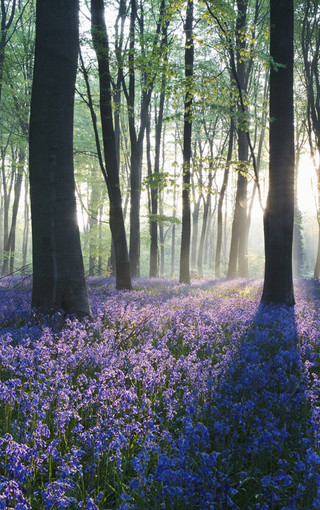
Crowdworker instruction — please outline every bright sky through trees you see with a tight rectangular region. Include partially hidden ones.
[298,156,318,214]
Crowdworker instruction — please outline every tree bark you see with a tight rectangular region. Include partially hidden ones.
[116,0,166,277]
[191,194,201,271]
[149,57,167,277]
[29,0,90,317]
[2,149,24,275]
[171,140,178,276]
[179,0,194,284]
[216,117,234,277]
[129,140,143,277]
[227,0,249,278]
[88,215,98,276]
[146,108,157,276]
[22,176,30,273]
[159,192,165,275]
[91,0,132,289]
[122,0,145,277]
[1,145,13,274]
[198,171,213,276]
[261,0,295,305]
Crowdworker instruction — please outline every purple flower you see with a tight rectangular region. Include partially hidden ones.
[0,277,320,508]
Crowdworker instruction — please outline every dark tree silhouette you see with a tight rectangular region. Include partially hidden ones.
[91,0,132,290]
[179,0,194,284]
[261,0,295,305]
[29,0,90,316]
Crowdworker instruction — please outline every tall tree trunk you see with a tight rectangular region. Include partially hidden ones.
[209,214,215,270]
[198,166,214,276]
[227,0,249,278]
[126,0,147,277]
[198,130,217,276]
[124,0,139,276]
[29,0,90,317]
[22,176,29,273]
[89,214,98,276]
[191,195,201,271]
[147,110,157,277]
[1,146,10,274]
[88,168,99,276]
[171,142,178,276]
[203,204,212,267]
[2,147,22,275]
[159,191,165,275]
[237,140,249,276]
[7,150,24,275]
[292,102,306,279]
[179,0,194,284]
[216,117,234,277]
[261,0,294,305]
[146,108,156,275]
[227,170,248,277]
[149,58,167,277]
[223,193,228,261]
[91,0,132,290]
[1,145,17,273]
[116,0,165,277]
[129,140,143,277]
[171,224,176,276]
[98,204,103,275]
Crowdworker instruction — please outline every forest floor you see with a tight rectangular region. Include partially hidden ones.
[0,276,319,509]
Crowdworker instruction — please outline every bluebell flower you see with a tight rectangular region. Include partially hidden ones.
[0,277,320,508]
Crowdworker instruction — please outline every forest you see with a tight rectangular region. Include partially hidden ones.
[0,0,320,508]
[0,0,319,295]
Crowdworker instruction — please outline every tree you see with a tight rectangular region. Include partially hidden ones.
[1,0,35,275]
[227,0,250,278]
[0,0,16,104]
[90,0,132,290]
[2,148,24,275]
[215,115,234,278]
[29,0,90,316]
[261,0,295,305]
[179,0,194,284]
[300,0,320,277]
[116,0,166,277]
[204,0,267,279]
[197,138,215,276]
[148,21,168,278]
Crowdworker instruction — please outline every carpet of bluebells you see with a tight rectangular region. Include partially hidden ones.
[0,276,320,509]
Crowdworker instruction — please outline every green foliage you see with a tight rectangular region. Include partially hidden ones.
[148,213,181,226]
[142,171,170,191]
